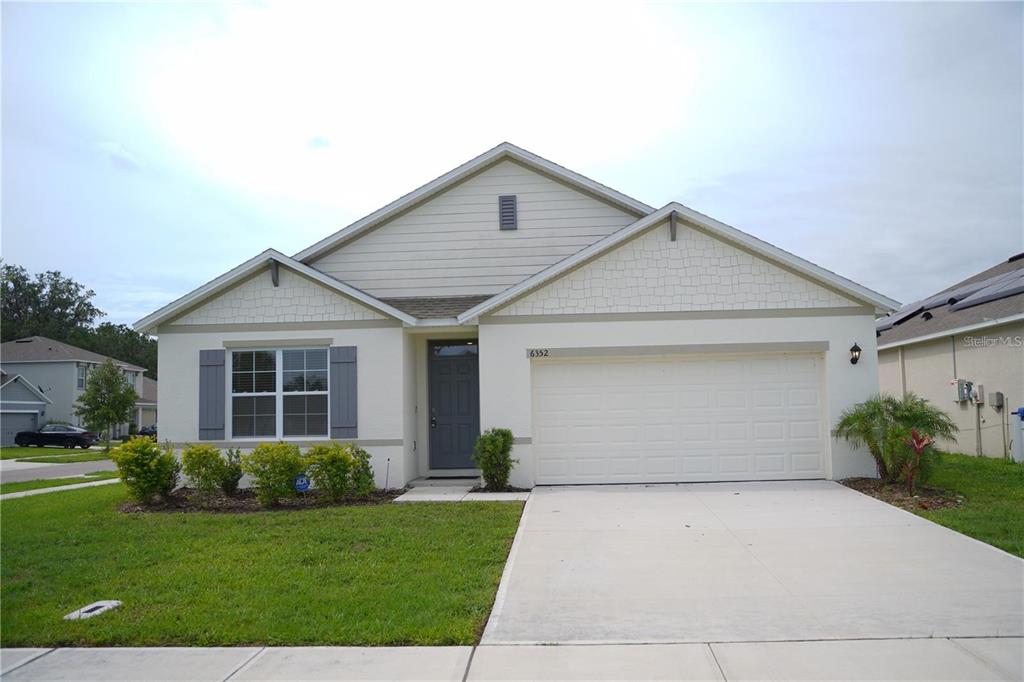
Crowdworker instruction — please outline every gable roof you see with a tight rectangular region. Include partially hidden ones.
[0,336,146,371]
[458,203,901,322]
[0,373,53,404]
[133,249,418,333]
[876,253,1024,349]
[292,142,654,263]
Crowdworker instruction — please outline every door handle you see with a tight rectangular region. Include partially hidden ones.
[430,417,437,429]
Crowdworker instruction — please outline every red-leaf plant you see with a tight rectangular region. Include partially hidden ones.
[902,428,933,496]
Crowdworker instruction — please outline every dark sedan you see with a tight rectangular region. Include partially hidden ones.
[15,424,97,449]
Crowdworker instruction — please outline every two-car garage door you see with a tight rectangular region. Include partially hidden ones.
[532,353,827,484]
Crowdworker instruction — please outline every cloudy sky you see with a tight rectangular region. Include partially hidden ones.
[3,1,1021,325]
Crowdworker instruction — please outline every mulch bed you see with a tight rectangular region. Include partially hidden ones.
[469,485,531,493]
[119,487,404,514]
[842,477,964,512]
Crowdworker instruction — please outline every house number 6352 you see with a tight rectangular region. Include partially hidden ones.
[528,348,550,358]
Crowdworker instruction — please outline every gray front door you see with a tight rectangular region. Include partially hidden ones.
[428,340,480,469]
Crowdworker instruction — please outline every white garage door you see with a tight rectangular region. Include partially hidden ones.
[532,353,827,484]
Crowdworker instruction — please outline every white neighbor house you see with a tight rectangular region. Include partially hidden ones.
[136,143,899,489]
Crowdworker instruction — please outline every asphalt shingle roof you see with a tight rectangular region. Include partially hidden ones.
[876,254,1024,346]
[379,295,493,319]
[0,336,147,371]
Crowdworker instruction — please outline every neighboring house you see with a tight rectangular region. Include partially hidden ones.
[137,376,158,430]
[877,254,1023,458]
[0,371,53,445]
[0,336,157,437]
[135,142,898,489]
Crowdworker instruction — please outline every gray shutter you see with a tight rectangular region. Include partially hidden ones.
[198,350,226,440]
[498,195,517,230]
[330,346,357,439]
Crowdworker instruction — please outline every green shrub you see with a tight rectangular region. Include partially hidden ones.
[240,442,306,507]
[181,444,225,493]
[306,442,376,501]
[110,437,180,503]
[473,428,517,491]
[349,445,375,498]
[220,448,244,496]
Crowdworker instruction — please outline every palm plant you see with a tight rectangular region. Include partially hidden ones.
[832,393,958,485]
[832,395,893,479]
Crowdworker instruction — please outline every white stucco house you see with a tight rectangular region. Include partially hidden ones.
[135,143,899,489]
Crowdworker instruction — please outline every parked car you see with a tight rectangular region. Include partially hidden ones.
[138,424,157,438]
[15,424,97,449]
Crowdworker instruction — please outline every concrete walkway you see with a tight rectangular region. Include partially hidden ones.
[2,638,1021,680]
[0,458,117,483]
[483,482,1024,645]
[0,477,120,500]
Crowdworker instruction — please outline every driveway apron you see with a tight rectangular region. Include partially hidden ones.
[481,481,1024,644]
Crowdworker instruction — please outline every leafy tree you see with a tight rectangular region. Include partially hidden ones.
[1,263,103,341]
[1,263,158,377]
[71,323,158,379]
[74,359,138,449]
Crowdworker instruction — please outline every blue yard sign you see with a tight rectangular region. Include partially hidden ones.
[294,473,311,493]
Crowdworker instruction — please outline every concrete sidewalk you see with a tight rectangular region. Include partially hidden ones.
[2,638,1021,680]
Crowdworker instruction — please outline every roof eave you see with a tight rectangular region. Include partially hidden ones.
[877,311,1024,350]
[458,202,899,323]
[134,249,417,333]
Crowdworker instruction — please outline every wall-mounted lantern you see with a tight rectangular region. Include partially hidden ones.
[849,343,862,365]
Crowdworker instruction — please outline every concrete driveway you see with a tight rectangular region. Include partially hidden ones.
[482,481,1024,644]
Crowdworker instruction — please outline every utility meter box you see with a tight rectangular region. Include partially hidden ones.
[955,379,973,403]
[989,391,1005,409]
[974,384,985,404]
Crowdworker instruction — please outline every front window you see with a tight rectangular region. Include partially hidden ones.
[77,365,87,389]
[230,348,328,439]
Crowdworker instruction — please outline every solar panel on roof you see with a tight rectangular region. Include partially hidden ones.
[950,271,1024,311]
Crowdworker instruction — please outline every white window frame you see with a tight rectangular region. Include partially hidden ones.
[77,364,87,389]
[226,347,330,441]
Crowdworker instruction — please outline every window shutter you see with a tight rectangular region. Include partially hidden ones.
[330,346,357,438]
[198,350,225,440]
[498,195,517,230]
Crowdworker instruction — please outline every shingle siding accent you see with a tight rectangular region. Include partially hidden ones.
[173,267,385,325]
[494,222,859,316]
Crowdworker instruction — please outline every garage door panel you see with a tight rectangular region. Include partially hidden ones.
[532,353,827,484]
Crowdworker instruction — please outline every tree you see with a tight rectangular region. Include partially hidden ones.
[1,263,158,377]
[74,360,138,449]
[1,263,103,341]
[71,323,158,379]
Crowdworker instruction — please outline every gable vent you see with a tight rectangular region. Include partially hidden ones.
[498,195,517,230]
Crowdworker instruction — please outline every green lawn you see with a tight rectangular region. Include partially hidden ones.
[1,446,109,462]
[13,451,113,464]
[0,472,119,495]
[0,446,55,459]
[1,484,523,646]
[918,453,1024,558]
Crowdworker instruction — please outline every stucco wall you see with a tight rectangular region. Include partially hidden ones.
[495,222,860,316]
[479,313,881,487]
[880,320,1024,457]
[157,325,410,487]
[171,266,385,326]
